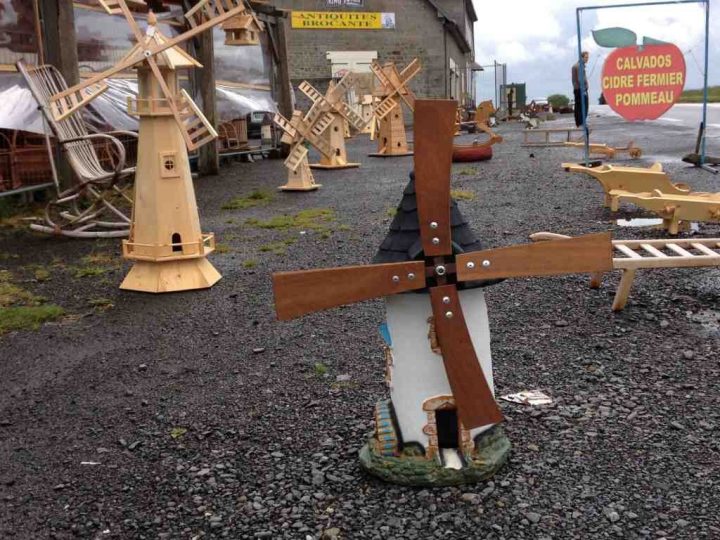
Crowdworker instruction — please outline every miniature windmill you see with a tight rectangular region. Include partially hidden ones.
[273,104,335,191]
[298,73,367,169]
[49,0,250,293]
[272,100,614,485]
[368,59,421,157]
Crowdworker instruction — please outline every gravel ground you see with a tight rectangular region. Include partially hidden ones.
[1,114,719,539]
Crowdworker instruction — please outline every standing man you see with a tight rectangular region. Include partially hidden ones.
[572,51,589,128]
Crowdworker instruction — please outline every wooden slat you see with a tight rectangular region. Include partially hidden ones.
[666,243,694,257]
[691,243,720,257]
[616,244,642,259]
[641,244,668,258]
[429,286,503,429]
[273,261,426,320]
[414,100,457,257]
[457,233,613,281]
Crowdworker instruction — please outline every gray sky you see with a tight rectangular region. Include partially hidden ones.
[473,0,718,103]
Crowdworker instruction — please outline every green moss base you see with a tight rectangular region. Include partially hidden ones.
[359,426,511,487]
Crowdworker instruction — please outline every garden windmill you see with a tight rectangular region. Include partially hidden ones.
[368,59,420,157]
[49,0,250,292]
[272,100,614,485]
[273,104,335,191]
[298,72,367,169]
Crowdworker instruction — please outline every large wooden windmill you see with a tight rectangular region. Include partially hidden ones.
[272,100,614,484]
[273,104,335,191]
[49,0,251,292]
[368,59,421,157]
[298,72,367,169]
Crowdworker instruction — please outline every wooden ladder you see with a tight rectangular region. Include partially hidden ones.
[531,233,720,311]
[605,238,720,310]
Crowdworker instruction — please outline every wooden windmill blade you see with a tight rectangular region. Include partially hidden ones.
[272,112,297,145]
[96,0,147,14]
[414,100,456,256]
[49,0,246,126]
[392,60,421,111]
[370,60,393,91]
[273,261,427,320]
[336,101,367,132]
[303,112,335,158]
[327,71,355,103]
[298,81,324,105]
[284,143,309,172]
[409,100,502,428]
[373,95,399,120]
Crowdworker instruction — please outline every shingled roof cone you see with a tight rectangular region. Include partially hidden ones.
[359,172,510,486]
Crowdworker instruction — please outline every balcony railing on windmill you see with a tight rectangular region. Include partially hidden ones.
[122,233,216,261]
[126,96,174,117]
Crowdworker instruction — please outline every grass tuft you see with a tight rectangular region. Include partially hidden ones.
[314,362,328,376]
[214,243,232,254]
[246,208,336,233]
[242,260,257,269]
[450,189,476,201]
[222,189,274,210]
[0,305,64,334]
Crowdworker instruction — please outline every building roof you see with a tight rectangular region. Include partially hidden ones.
[424,0,473,54]
[373,172,499,290]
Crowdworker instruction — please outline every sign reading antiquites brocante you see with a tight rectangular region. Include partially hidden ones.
[291,11,396,30]
[601,43,686,121]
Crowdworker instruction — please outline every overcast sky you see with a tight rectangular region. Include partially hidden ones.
[473,0,719,103]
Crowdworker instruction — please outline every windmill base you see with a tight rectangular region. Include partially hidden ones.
[120,258,221,293]
[368,151,414,158]
[279,183,321,192]
[359,425,510,487]
[309,162,360,170]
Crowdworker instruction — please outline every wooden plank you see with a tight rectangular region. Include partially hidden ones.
[613,255,720,269]
[612,269,637,311]
[272,261,426,320]
[457,233,613,281]
[414,100,457,257]
[429,285,503,429]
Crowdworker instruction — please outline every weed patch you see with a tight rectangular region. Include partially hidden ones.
[0,305,64,334]
[222,189,274,210]
[242,260,257,269]
[451,189,476,201]
[246,208,336,233]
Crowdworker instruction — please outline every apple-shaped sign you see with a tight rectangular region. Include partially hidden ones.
[601,43,686,121]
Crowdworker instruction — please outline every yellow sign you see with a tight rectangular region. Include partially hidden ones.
[291,11,396,30]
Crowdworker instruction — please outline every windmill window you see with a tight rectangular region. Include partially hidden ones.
[159,152,180,178]
[171,233,183,252]
[334,126,339,132]
[335,148,341,156]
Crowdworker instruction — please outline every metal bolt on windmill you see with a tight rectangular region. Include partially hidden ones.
[272,100,614,486]
[272,105,336,191]
[368,59,421,158]
[48,0,251,293]
[298,72,368,169]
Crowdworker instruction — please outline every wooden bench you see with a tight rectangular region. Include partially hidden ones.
[531,232,720,310]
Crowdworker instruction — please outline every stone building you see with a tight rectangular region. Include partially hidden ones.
[274,0,480,105]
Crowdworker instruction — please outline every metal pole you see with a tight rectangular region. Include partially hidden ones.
[576,8,590,164]
[700,0,710,165]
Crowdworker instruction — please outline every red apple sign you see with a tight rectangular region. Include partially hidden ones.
[601,43,686,121]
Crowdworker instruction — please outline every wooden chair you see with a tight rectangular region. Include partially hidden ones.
[16,60,137,238]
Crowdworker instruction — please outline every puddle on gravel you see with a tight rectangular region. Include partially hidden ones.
[616,218,699,232]
[686,309,720,338]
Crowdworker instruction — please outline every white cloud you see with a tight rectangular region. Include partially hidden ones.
[473,0,718,100]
